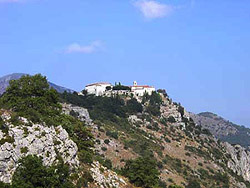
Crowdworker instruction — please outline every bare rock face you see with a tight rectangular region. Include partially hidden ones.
[62,103,92,124]
[90,161,127,188]
[0,115,79,183]
[223,142,250,182]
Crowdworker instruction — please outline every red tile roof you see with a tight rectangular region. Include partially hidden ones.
[131,85,154,88]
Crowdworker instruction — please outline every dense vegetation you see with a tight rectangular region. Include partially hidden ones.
[142,91,162,116]
[60,92,143,122]
[3,155,74,188]
[112,82,131,91]
[121,157,160,188]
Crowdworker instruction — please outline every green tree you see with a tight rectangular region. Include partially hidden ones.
[145,92,162,116]
[11,155,74,188]
[126,98,143,113]
[121,157,160,188]
[0,74,61,124]
[0,181,10,188]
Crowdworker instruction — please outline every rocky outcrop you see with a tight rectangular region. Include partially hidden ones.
[223,142,250,182]
[62,103,92,124]
[90,161,128,188]
[0,114,79,183]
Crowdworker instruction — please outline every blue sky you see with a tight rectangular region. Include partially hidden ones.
[1,0,250,126]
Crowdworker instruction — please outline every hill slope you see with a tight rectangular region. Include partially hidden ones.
[190,112,250,149]
[1,74,250,188]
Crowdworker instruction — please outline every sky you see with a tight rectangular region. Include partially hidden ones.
[1,0,250,127]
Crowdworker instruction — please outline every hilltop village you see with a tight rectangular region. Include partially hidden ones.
[80,81,156,97]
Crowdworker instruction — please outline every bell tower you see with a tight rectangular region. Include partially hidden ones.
[133,81,137,86]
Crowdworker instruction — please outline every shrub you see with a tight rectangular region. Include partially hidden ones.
[144,92,162,116]
[165,137,171,143]
[157,89,168,98]
[0,117,8,134]
[106,130,118,139]
[96,139,101,144]
[69,110,79,118]
[0,135,14,145]
[106,86,112,91]
[186,180,201,188]
[126,98,143,113]
[146,105,161,116]
[20,147,28,154]
[177,106,185,117]
[11,155,74,188]
[103,159,112,169]
[168,116,176,123]
[101,147,107,151]
[112,83,131,91]
[104,139,110,144]
[213,172,229,185]
[121,157,160,188]
[0,181,10,188]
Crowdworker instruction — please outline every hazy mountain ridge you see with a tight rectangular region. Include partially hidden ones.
[0,73,74,95]
[190,112,250,149]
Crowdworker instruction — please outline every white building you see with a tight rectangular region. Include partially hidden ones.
[85,82,112,96]
[130,81,155,96]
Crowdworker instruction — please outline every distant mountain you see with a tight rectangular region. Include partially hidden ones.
[189,111,250,149]
[0,73,74,95]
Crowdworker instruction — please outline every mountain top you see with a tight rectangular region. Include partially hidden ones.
[0,73,74,95]
[190,111,250,149]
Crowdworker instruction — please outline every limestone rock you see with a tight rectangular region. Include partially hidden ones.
[223,142,250,182]
[62,103,92,124]
[90,161,127,188]
[0,116,79,183]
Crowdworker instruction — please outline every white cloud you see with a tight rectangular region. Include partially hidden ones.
[134,0,174,19]
[64,41,103,54]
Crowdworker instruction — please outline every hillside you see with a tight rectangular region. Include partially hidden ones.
[1,74,250,188]
[190,112,250,149]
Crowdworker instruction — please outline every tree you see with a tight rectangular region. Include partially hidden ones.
[11,155,74,188]
[0,74,61,124]
[126,98,143,113]
[121,157,160,188]
[106,86,112,91]
[81,89,88,95]
[145,92,162,116]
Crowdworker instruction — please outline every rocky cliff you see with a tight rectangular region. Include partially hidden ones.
[0,112,79,183]
[223,142,250,182]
